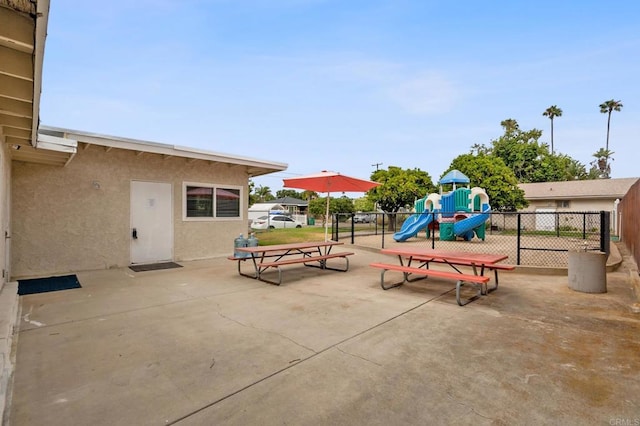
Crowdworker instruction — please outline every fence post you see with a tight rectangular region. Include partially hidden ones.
[601,211,610,255]
[381,213,386,249]
[350,213,355,244]
[516,213,521,265]
[431,214,436,249]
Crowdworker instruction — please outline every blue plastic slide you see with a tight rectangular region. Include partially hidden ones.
[453,204,491,240]
[394,212,435,242]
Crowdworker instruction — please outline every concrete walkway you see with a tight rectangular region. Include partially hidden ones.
[6,244,640,425]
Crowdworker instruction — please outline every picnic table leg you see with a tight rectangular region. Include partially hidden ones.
[318,256,350,272]
[486,269,499,294]
[402,256,428,283]
[456,279,483,306]
[237,257,258,279]
[380,268,405,290]
[257,266,283,286]
[471,263,492,296]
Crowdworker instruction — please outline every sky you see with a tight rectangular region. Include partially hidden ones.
[40,1,640,195]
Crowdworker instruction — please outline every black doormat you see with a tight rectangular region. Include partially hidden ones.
[129,262,183,272]
[18,274,82,296]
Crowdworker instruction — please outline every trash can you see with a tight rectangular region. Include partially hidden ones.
[308,217,315,226]
[568,250,607,293]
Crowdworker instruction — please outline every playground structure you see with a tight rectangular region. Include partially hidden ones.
[393,170,491,242]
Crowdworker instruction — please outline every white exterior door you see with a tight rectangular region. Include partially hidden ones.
[535,208,556,231]
[130,181,173,264]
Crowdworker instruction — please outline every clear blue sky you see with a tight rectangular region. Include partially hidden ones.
[41,1,639,194]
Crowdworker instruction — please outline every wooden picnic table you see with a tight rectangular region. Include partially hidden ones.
[371,247,513,306]
[229,241,354,285]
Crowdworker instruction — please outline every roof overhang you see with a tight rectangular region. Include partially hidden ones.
[39,126,288,177]
[0,0,50,155]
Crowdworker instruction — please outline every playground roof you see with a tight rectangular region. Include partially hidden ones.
[440,170,470,185]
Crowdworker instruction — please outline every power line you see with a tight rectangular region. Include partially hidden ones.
[372,162,383,171]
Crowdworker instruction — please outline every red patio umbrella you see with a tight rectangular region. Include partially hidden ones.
[283,171,381,241]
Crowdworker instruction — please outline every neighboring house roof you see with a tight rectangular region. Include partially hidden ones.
[272,196,308,206]
[35,126,287,177]
[519,178,639,200]
[248,203,287,212]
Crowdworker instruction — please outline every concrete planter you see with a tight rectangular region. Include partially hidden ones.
[568,250,607,293]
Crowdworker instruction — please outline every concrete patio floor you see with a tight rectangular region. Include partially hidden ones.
[6,244,640,425]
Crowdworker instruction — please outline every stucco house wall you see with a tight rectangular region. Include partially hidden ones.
[11,145,251,278]
[1,142,10,285]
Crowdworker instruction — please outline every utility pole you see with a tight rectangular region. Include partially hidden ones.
[372,162,382,171]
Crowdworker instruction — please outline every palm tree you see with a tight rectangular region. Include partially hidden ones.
[599,99,623,152]
[542,105,562,154]
[301,190,318,202]
[590,148,614,179]
[255,185,272,202]
[500,118,519,134]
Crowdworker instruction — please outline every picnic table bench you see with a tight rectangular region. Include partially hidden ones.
[229,241,354,285]
[405,255,515,294]
[370,262,490,306]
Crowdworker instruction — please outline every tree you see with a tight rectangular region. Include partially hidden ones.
[558,155,595,180]
[599,99,623,152]
[300,190,318,202]
[500,119,520,134]
[368,166,436,230]
[487,119,596,183]
[590,148,614,179]
[255,185,273,202]
[308,196,354,225]
[248,179,258,206]
[599,99,623,176]
[489,121,547,183]
[446,153,528,211]
[333,196,355,215]
[353,196,375,212]
[474,119,593,183]
[542,105,562,154]
[275,189,300,199]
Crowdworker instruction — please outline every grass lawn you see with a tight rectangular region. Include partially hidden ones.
[251,227,327,245]
[252,223,374,245]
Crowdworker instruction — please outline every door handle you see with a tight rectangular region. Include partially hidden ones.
[132,228,138,239]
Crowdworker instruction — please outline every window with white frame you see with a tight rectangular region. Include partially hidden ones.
[184,183,242,220]
[556,200,570,208]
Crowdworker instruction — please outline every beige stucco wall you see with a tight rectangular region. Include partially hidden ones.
[11,146,250,279]
[517,199,615,232]
[0,139,10,285]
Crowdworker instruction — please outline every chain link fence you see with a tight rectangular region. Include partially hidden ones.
[332,211,610,268]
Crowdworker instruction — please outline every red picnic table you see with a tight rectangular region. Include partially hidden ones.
[229,241,354,286]
[371,247,514,306]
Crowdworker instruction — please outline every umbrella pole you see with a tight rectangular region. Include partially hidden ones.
[324,193,330,241]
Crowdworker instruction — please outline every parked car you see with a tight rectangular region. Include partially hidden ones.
[353,213,376,223]
[251,215,304,230]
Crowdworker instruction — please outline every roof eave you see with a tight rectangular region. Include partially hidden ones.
[39,125,288,176]
[30,0,49,146]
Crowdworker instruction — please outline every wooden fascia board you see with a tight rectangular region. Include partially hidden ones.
[36,133,77,153]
